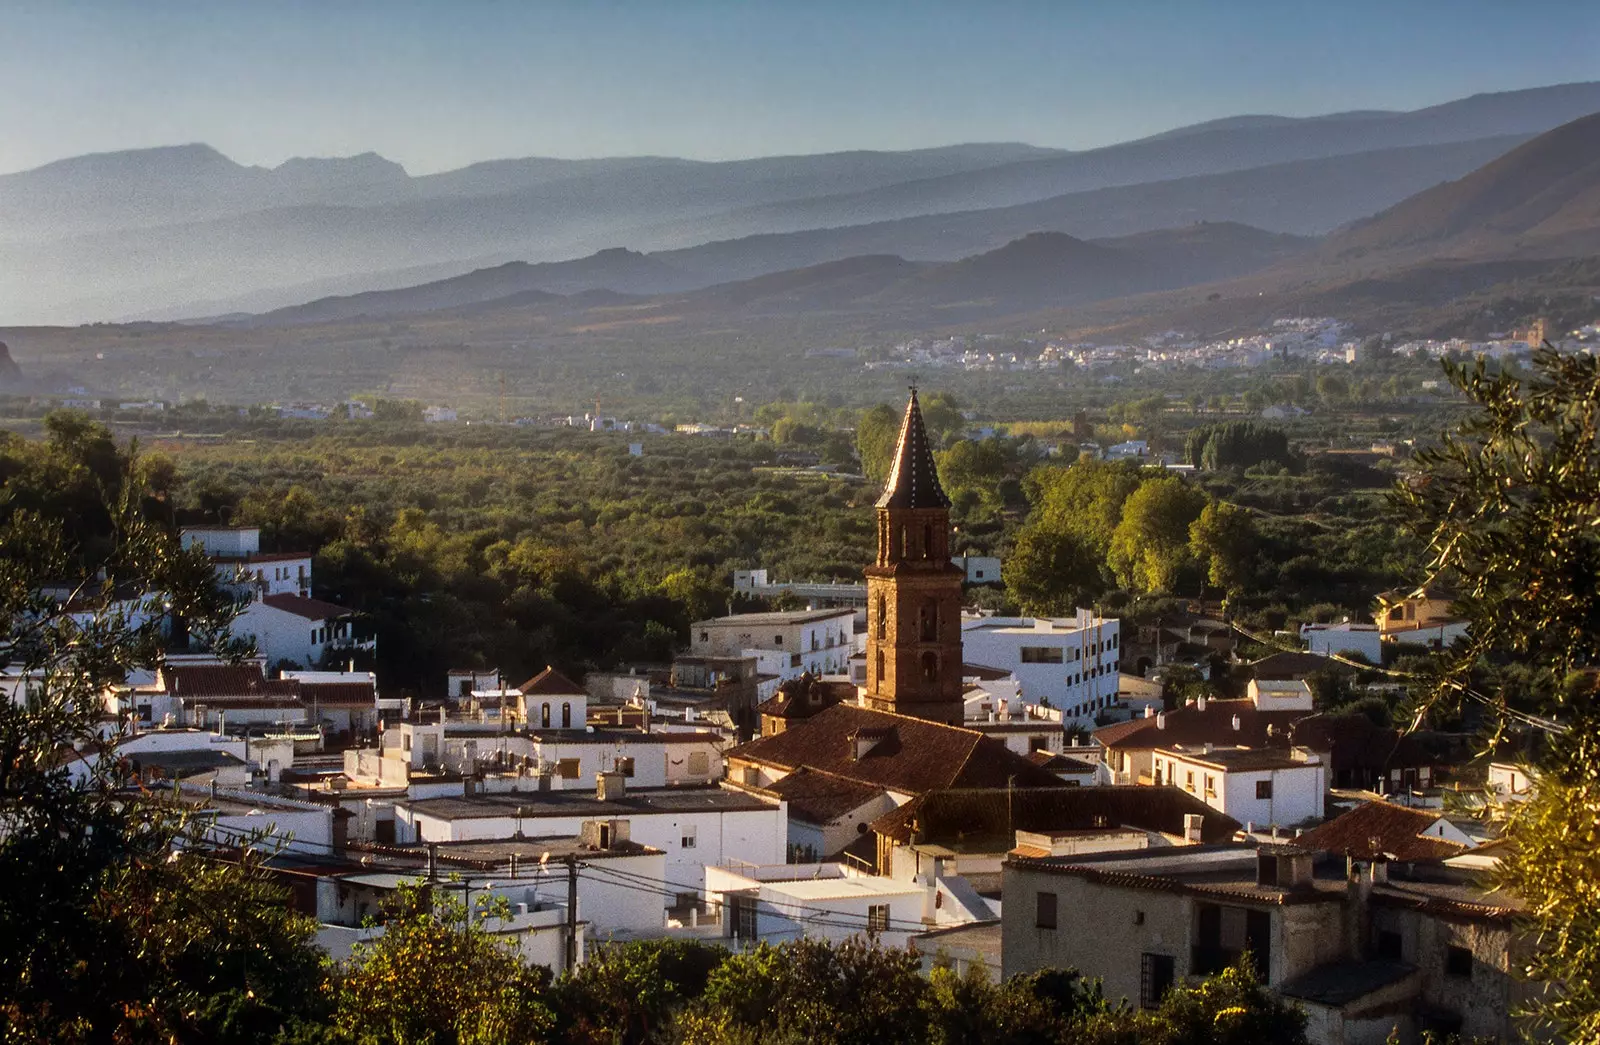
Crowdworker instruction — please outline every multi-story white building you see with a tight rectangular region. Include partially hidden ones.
[960,611,1121,724]
[232,593,372,669]
[691,609,857,680]
[1151,744,1326,830]
[181,525,313,599]
[394,778,787,893]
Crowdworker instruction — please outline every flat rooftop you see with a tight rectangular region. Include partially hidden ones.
[1157,745,1314,772]
[693,609,854,626]
[403,786,777,821]
[1011,845,1518,916]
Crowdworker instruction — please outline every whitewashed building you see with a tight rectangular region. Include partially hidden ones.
[1151,745,1326,829]
[960,612,1121,724]
[706,862,931,949]
[691,609,857,681]
[394,779,786,892]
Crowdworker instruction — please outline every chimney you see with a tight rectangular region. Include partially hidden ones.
[1183,813,1203,844]
[1203,742,1214,754]
[1143,705,1153,719]
[1232,715,1241,731]
[1156,712,1167,730]
[597,771,626,801]
[1370,857,1390,885]
[1197,695,1207,712]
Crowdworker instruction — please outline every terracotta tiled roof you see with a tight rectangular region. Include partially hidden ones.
[727,703,1063,795]
[297,681,378,707]
[761,768,888,824]
[1294,799,1466,863]
[756,675,853,720]
[1029,751,1096,772]
[518,666,585,696]
[165,664,287,700]
[1093,699,1306,750]
[870,785,1240,846]
[1249,651,1358,680]
[1291,714,1462,773]
[259,593,351,621]
[876,390,950,510]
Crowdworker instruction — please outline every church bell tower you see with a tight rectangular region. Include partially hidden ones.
[863,390,965,725]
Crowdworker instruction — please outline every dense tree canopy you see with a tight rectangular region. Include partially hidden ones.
[1398,347,1600,1039]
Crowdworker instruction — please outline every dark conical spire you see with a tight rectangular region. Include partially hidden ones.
[876,390,951,509]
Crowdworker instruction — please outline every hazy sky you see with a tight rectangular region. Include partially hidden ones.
[2,0,1597,175]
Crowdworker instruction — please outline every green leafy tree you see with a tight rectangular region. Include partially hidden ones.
[0,436,323,1043]
[856,404,901,482]
[1004,527,1106,617]
[919,392,965,446]
[1188,501,1258,597]
[1108,477,1207,595]
[331,884,555,1045]
[1397,348,1600,1039]
[680,938,930,1045]
[551,939,726,1045]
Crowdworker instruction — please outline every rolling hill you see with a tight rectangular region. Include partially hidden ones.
[1324,111,1600,261]
[4,81,1598,325]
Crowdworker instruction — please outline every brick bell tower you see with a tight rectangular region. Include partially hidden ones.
[863,389,965,725]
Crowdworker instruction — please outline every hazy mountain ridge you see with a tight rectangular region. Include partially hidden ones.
[1323,111,1600,260]
[4,82,1597,325]
[245,222,1313,326]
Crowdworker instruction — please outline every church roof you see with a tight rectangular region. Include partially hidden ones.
[518,666,585,696]
[876,391,951,510]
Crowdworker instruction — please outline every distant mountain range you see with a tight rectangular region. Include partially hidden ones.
[245,109,1600,336]
[252,222,1314,327]
[4,81,1600,325]
[1322,111,1600,262]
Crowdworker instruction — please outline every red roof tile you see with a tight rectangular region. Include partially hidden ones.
[1093,699,1306,750]
[259,593,351,621]
[298,681,378,707]
[761,768,888,824]
[518,666,585,696]
[728,703,1064,796]
[871,786,1240,846]
[1294,799,1466,863]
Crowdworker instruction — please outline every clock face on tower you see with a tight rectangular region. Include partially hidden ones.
[863,391,965,726]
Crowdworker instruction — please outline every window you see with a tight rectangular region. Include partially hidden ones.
[875,595,887,639]
[1020,646,1064,664]
[919,600,939,642]
[1035,891,1058,929]
[876,650,886,683]
[1204,775,1216,797]
[921,651,939,684]
[699,631,709,643]
[616,757,635,778]
[733,896,758,940]
[1376,930,1402,962]
[541,703,551,728]
[688,751,710,776]
[1446,945,1473,978]
[1256,780,1273,800]
[681,824,697,849]
[923,523,934,559]
[561,702,572,728]
[557,758,580,779]
[1140,953,1176,1009]
[774,634,784,646]
[1185,770,1195,792]
[867,904,890,935]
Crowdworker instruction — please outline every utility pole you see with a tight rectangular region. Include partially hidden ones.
[565,855,580,972]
